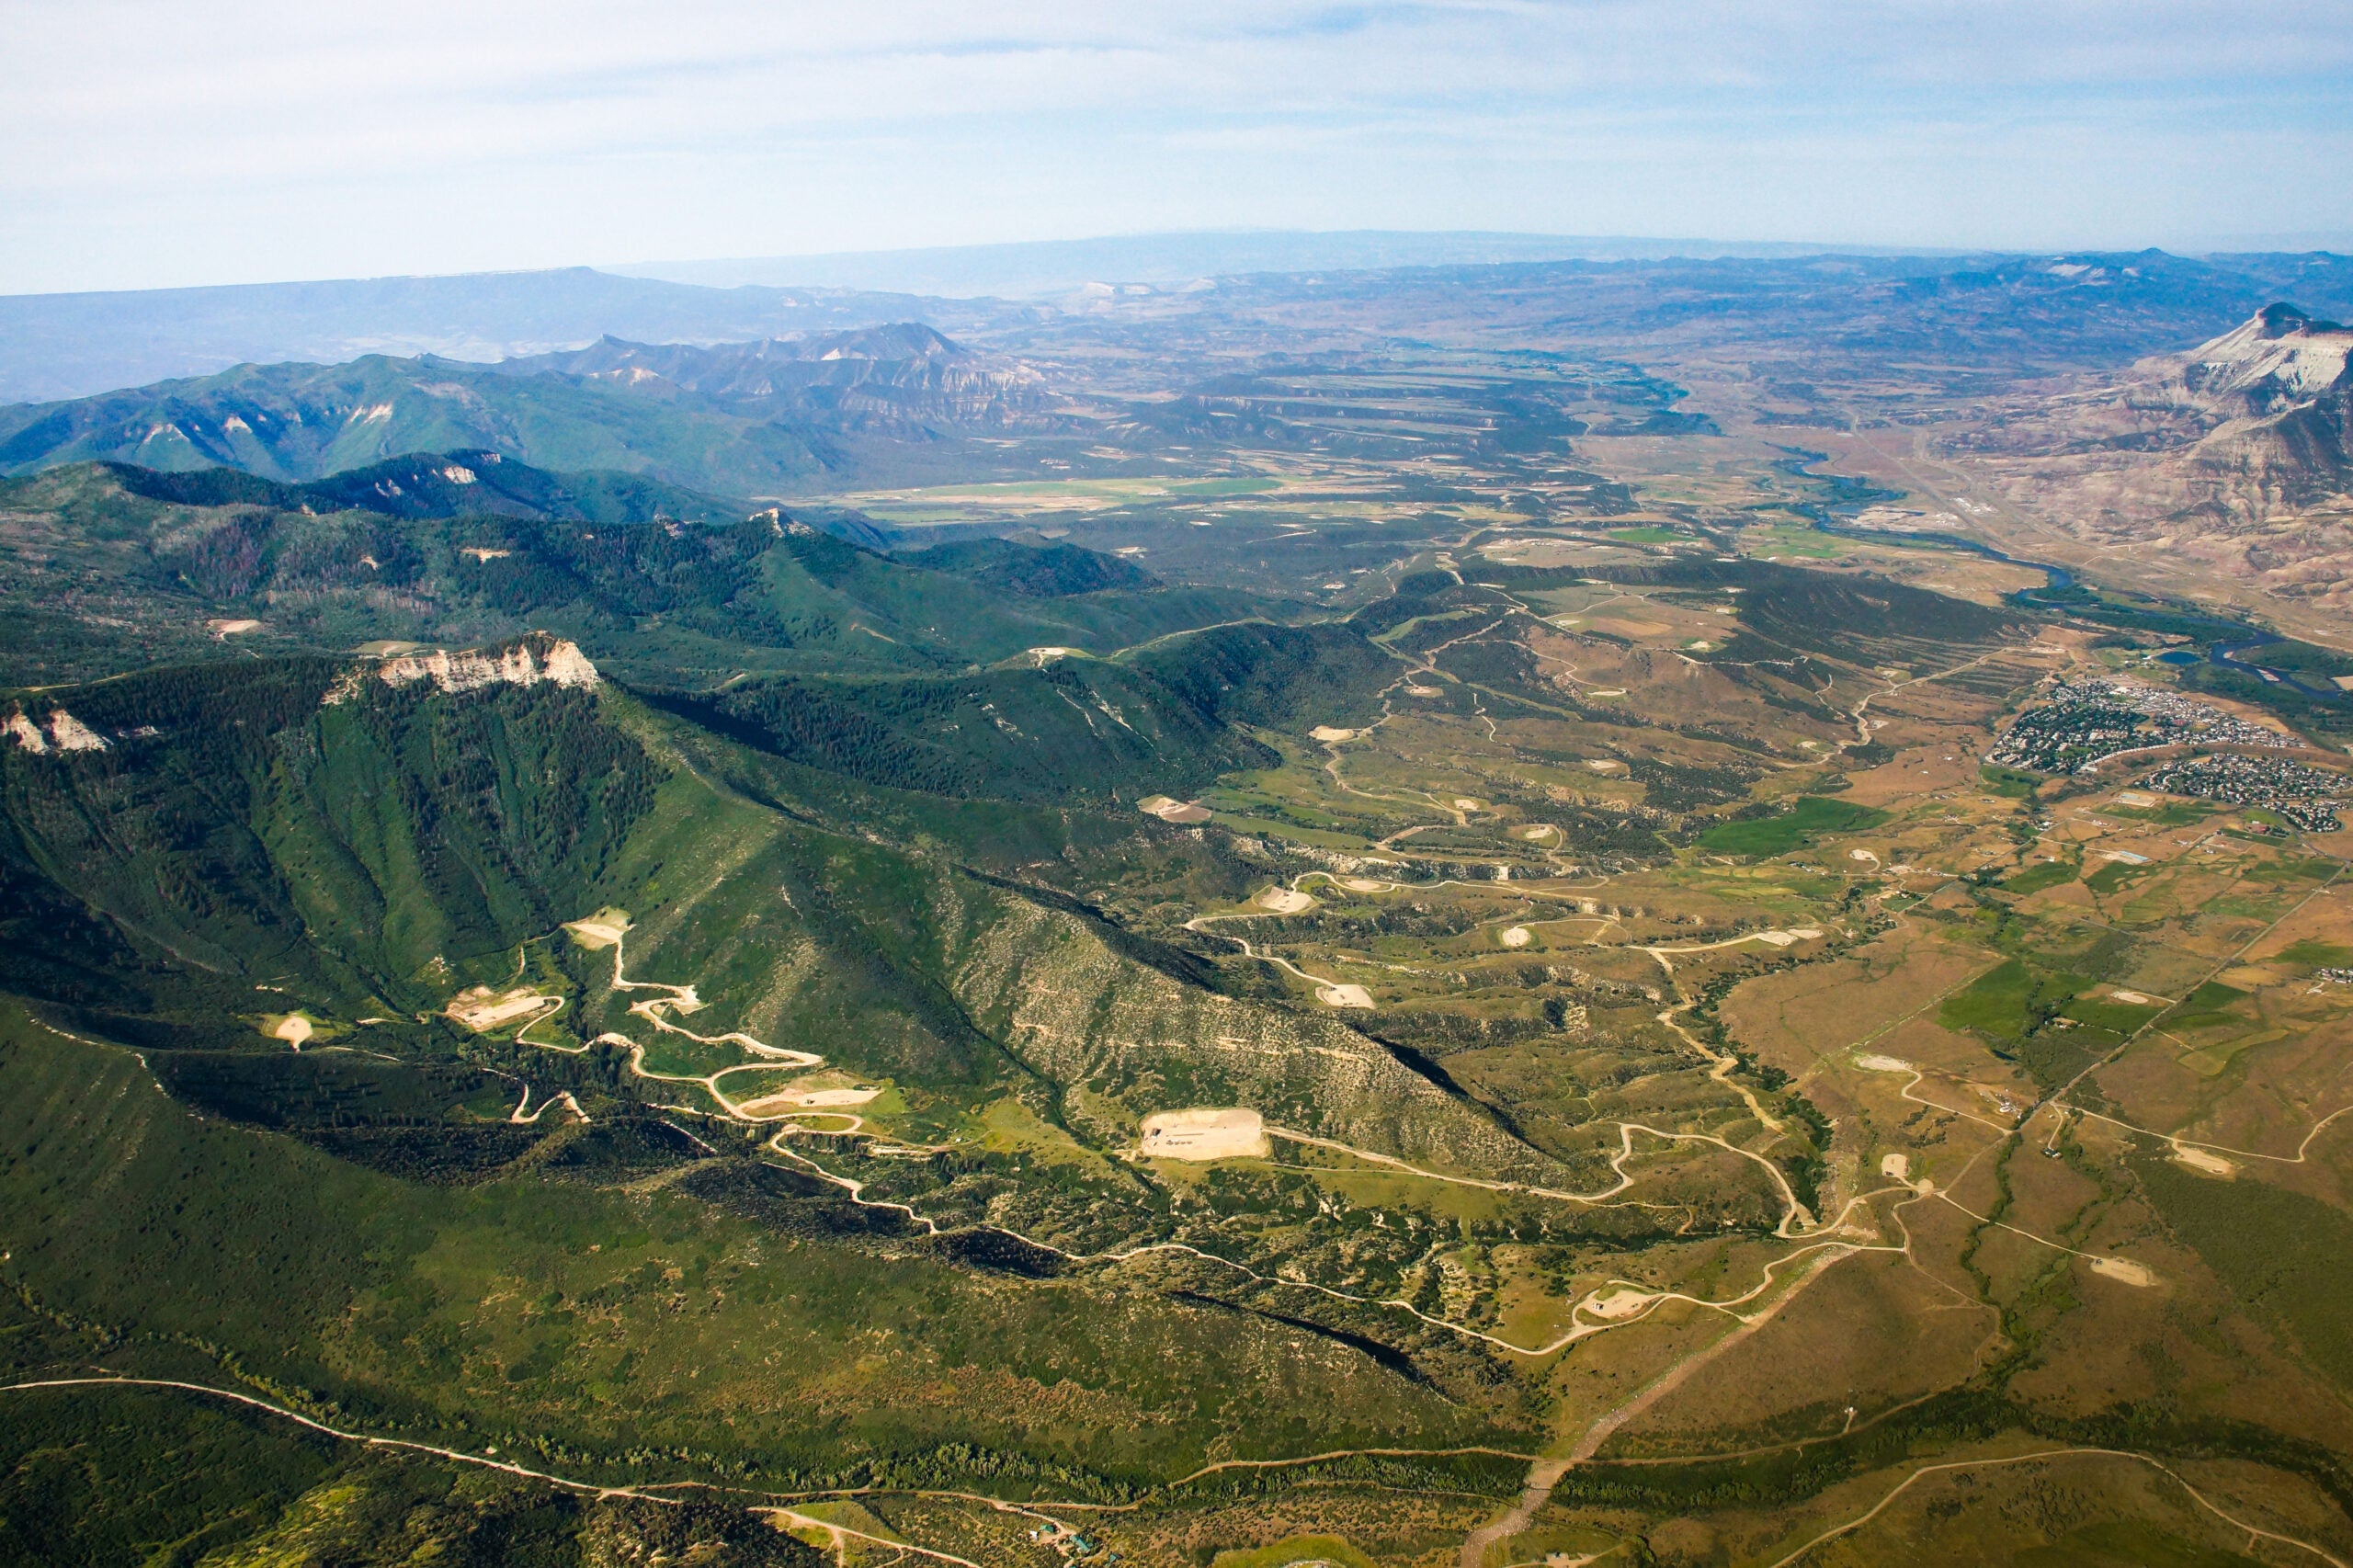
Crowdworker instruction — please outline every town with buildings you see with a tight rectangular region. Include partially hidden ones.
[2139,753,2350,833]
[1988,676,2303,774]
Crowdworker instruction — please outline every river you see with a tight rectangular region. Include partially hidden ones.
[1773,449,2349,706]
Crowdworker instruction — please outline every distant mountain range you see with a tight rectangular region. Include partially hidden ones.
[606,228,1904,297]
[0,267,971,403]
[499,325,1057,432]
[7,237,2352,405]
[1,233,1893,403]
[0,326,1061,495]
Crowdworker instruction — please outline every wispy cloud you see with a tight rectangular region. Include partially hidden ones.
[3,1,2348,290]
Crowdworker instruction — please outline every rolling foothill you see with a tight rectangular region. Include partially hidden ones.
[2,249,2352,1568]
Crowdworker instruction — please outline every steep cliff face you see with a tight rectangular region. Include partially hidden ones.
[1935,305,2353,617]
[2174,302,2353,415]
[343,631,600,700]
[2261,358,2353,478]
[2195,358,2353,506]
[2179,305,2353,505]
[2,704,109,753]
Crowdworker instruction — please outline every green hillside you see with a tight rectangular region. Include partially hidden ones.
[0,327,1069,495]
[0,461,1276,686]
[898,535,1157,596]
[0,636,1552,1160]
[0,353,831,492]
[0,649,658,1036]
[0,631,1569,1560]
[102,448,745,525]
[660,658,1275,805]
[1126,619,1400,730]
[0,1001,1499,1512]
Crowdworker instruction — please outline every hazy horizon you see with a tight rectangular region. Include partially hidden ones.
[3,225,2349,310]
[7,2,2351,295]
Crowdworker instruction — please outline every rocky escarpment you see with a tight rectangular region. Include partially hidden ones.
[2175,302,2353,415]
[2255,360,2353,493]
[2196,357,2353,506]
[2,704,109,753]
[324,631,599,705]
[1939,304,2353,615]
[2181,304,2353,505]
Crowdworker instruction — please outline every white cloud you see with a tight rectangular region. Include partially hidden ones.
[2,1,2348,290]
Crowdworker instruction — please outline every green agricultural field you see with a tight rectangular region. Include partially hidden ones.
[2005,857,2080,893]
[1699,795,1890,856]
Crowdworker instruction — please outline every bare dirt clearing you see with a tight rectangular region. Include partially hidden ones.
[735,1085,883,1116]
[2086,1256,2159,1288]
[446,985,560,1031]
[563,909,631,949]
[1139,1107,1271,1161]
[2170,1146,2239,1177]
[1583,1289,1655,1322]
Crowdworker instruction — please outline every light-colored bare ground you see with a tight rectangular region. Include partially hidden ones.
[563,915,627,950]
[1583,1288,1655,1321]
[1138,1107,1271,1161]
[446,986,559,1030]
[2171,1146,2238,1177]
[2086,1256,2159,1288]
[735,1085,883,1117]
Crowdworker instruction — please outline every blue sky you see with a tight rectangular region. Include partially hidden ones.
[4,0,2350,293]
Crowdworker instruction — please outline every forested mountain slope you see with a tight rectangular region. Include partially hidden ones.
[0,327,1058,494]
[0,460,1274,686]
[0,632,1517,1171]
